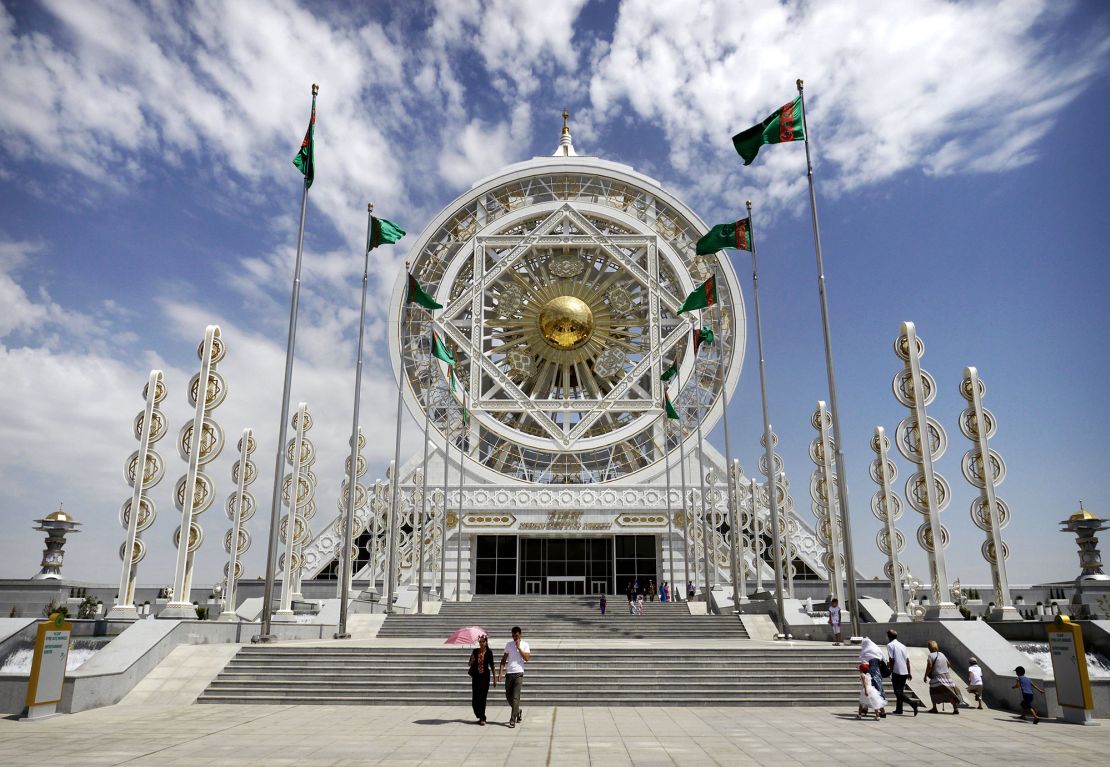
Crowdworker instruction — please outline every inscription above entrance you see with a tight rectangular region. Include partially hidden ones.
[519,511,612,531]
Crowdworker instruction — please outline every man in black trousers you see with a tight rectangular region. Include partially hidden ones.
[886,629,920,715]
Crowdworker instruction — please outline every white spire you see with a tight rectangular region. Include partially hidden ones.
[552,108,577,157]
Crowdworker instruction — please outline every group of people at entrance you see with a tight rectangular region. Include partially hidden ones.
[467,626,530,727]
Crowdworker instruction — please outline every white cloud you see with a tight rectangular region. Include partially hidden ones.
[588,0,1107,217]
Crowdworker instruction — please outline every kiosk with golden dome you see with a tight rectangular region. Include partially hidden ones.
[297,118,834,599]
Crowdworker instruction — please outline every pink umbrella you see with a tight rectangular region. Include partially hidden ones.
[445,625,489,646]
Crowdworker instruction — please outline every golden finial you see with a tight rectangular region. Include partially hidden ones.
[312,83,319,96]
[368,202,374,213]
[562,108,570,136]
[796,78,804,91]
[746,200,752,210]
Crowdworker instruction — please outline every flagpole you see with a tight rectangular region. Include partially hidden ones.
[385,261,411,615]
[335,202,374,639]
[746,200,787,634]
[797,78,860,637]
[455,427,464,602]
[718,312,740,608]
[417,358,432,614]
[692,317,713,611]
[733,458,746,598]
[664,421,676,600]
[437,418,450,600]
[679,421,690,601]
[258,83,317,643]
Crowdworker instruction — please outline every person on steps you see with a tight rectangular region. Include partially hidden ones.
[498,625,530,727]
[885,629,919,716]
[636,593,644,616]
[966,658,984,709]
[467,634,495,725]
[647,579,657,602]
[828,598,842,645]
[857,662,886,720]
[599,594,607,616]
[925,640,963,714]
[858,636,887,707]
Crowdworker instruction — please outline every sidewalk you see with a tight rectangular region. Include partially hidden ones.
[2,702,1107,766]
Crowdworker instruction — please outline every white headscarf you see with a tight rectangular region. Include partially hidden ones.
[859,636,883,661]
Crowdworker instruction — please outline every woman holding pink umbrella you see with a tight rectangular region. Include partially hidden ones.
[467,634,495,724]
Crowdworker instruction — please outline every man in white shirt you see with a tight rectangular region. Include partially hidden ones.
[886,629,919,716]
[498,625,531,727]
[966,658,984,709]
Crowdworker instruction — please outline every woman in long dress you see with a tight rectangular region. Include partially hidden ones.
[468,635,495,725]
[925,640,963,714]
[857,662,886,720]
[858,636,886,701]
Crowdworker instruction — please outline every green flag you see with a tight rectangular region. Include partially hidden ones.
[432,330,456,365]
[693,325,714,356]
[696,218,751,255]
[447,365,457,393]
[368,216,405,251]
[660,361,678,382]
[407,273,443,310]
[732,96,805,166]
[664,391,680,420]
[677,276,718,314]
[292,91,316,188]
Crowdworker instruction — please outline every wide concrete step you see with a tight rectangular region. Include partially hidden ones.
[198,693,850,707]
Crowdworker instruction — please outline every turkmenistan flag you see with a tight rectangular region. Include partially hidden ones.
[368,217,405,251]
[432,330,456,365]
[447,365,457,392]
[732,96,805,166]
[407,273,443,310]
[293,90,317,188]
[696,218,751,255]
[660,361,678,382]
[677,276,718,314]
[693,325,714,355]
[664,391,680,420]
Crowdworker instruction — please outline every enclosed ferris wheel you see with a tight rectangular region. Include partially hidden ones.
[389,140,746,486]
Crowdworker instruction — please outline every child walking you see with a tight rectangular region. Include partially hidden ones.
[857,662,886,720]
[1013,666,1044,723]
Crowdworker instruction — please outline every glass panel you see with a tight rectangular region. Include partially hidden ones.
[476,536,497,558]
[615,536,635,557]
[497,536,517,557]
[567,539,586,560]
[476,574,496,594]
[636,536,655,556]
[496,575,516,594]
[548,539,567,560]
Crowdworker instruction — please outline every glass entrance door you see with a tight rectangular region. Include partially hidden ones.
[519,537,614,594]
[547,576,586,595]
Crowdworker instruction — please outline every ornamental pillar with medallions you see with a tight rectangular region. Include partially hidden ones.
[108,370,166,619]
[892,322,960,619]
[810,402,845,607]
[869,427,909,622]
[275,403,313,620]
[958,367,1020,620]
[219,429,256,621]
[162,327,226,619]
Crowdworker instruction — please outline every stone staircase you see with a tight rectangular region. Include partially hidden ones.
[376,595,750,639]
[198,596,861,706]
[198,645,860,706]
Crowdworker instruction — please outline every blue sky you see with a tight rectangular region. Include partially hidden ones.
[1,0,1108,590]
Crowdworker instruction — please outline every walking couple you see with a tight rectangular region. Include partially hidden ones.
[467,625,531,727]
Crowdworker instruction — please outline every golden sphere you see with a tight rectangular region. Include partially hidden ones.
[538,296,594,350]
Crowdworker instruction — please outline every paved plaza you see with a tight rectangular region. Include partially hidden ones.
[2,702,1108,766]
